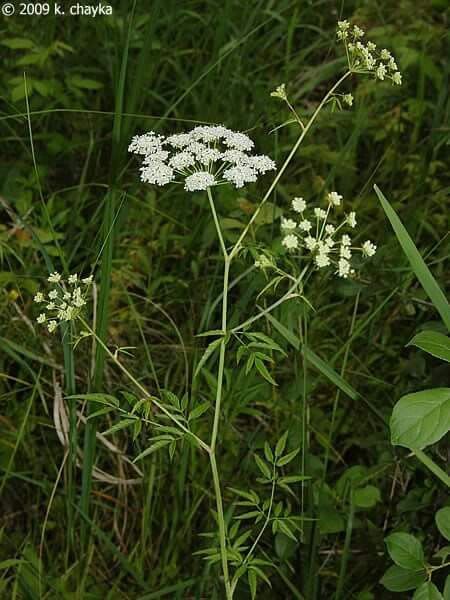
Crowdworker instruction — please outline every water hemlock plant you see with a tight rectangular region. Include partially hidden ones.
[32,20,406,600]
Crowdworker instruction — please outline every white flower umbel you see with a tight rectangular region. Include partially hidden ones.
[129,125,276,191]
[34,273,93,334]
[280,191,377,278]
[337,22,402,86]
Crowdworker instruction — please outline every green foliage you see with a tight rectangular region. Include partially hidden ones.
[1,2,449,599]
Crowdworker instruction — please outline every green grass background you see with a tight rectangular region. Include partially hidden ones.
[0,0,449,598]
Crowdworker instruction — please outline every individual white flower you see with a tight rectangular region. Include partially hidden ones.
[392,72,402,85]
[34,292,45,303]
[341,234,351,246]
[346,212,357,228]
[315,253,331,268]
[128,132,163,155]
[140,161,174,186]
[270,83,287,100]
[282,234,299,250]
[223,131,254,152]
[305,236,317,251]
[169,152,196,170]
[325,224,336,235]
[254,254,273,269]
[47,320,57,333]
[314,208,327,219]
[184,171,216,191]
[362,240,377,257]
[248,155,276,174]
[376,63,387,80]
[223,165,257,188]
[299,219,312,232]
[48,272,61,283]
[82,275,93,284]
[327,191,342,206]
[338,259,351,278]
[340,245,352,260]
[367,41,376,52]
[281,218,297,230]
[63,292,71,301]
[292,197,306,213]
[49,290,58,300]
[324,237,335,248]
[46,302,55,310]
[380,48,392,60]
[37,313,46,324]
[343,94,353,107]
[353,25,364,38]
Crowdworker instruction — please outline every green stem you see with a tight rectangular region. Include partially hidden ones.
[210,452,233,600]
[206,189,233,598]
[412,448,450,488]
[232,266,308,333]
[229,70,352,260]
[79,318,210,453]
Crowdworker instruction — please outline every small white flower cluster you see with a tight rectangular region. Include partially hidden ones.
[337,21,402,85]
[129,126,276,191]
[281,193,377,278]
[34,273,93,333]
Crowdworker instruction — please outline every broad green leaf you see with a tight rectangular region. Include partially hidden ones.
[390,388,450,450]
[413,582,443,600]
[353,485,381,509]
[408,331,450,363]
[380,565,426,592]
[444,575,450,600]
[374,185,450,331]
[385,533,425,570]
[436,507,450,541]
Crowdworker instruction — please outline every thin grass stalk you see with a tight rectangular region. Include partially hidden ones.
[79,3,136,547]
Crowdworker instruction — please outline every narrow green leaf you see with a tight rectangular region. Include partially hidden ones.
[277,448,300,467]
[133,439,172,462]
[101,418,136,436]
[194,338,222,379]
[254,358,277,386]
[254,454,272,479]
[374,185,450,331]
[189,402,210,420]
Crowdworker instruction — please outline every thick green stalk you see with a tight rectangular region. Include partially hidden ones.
[207,189,232,598]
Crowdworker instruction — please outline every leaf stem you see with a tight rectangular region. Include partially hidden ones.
[79,318,210,453]
[229,70,352,260]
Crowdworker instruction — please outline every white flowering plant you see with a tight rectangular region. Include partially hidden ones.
[34,272,93,334]
[33,19,402,600]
